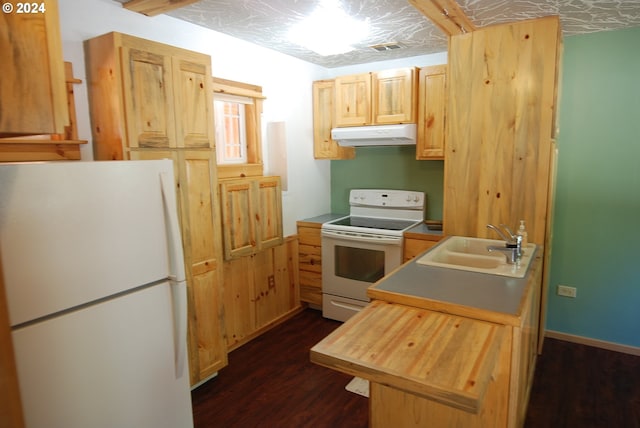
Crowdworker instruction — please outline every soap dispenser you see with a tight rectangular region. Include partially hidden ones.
[517,220,528,247]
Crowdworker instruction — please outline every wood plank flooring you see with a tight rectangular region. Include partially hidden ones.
[192,308,640,428]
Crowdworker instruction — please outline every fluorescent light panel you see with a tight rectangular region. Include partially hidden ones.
[288,0,369,56]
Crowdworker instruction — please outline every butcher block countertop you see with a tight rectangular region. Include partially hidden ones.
[311,300,508,414]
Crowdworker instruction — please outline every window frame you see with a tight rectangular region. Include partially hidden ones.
[214,94,249,164]
[212,77,265,179]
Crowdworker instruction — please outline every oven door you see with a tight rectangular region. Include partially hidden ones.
[321,229,402,320]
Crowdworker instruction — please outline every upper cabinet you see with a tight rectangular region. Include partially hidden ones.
[334,67,417,127]
[372,68,418,125]
[334,73,371,127]
[312,67,416,160]
[219,176,284,260]
[0,0,85,162]
[416,64,447,160]
[85,32,214,159]
[312,80,355,160]
[0,0,68,137]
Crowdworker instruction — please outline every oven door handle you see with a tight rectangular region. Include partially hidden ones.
[321,229,402,246]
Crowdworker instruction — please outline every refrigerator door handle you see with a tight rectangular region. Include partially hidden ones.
[160,171,189,378]
[159,171,186,283]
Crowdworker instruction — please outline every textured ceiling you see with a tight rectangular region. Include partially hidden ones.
[118,0,640,68]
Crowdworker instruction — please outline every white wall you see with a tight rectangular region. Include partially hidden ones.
[58,0,331,236]
[57,0,447,236]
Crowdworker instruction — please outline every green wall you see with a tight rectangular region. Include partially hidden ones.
[329,26,640,349]
[330,146,444,220]
[547,26,640,347]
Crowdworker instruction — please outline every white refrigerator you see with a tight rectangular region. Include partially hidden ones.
[0,160,194,428]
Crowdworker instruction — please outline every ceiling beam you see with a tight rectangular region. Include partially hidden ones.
[408,0,476,36]
[122,0,201,17]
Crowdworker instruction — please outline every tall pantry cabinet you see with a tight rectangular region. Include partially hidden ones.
[84,32,227,385]
[444,16,561,353]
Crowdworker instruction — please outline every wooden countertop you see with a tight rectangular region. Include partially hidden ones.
[296,213,346,228]
[310,300,507,414]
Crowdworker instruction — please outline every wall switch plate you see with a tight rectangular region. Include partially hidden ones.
[557,285,577,298]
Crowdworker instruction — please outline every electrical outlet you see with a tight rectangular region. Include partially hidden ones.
[557,285,577,298]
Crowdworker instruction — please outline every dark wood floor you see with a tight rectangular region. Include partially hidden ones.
[192,308,640,428]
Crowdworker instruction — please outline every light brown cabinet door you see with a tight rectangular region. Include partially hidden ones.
[220,176,284,260]
[172,57,214,149]
[334,73,371,127]
[121,46,176,149]
[220,178,258,259]
[416,65,447,160]
[372,68,417,124]
[179,150,227,382]
[312,80,355,160]
[256,176,283,250]
[0,0,67,136]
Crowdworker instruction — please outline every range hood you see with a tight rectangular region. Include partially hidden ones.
[331,124,417,147]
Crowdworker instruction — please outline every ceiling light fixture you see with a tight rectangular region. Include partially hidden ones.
[287,0,370,56]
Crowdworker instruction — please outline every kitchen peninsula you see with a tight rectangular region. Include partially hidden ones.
[311,241,542,428]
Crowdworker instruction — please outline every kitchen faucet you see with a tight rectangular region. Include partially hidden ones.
[486,223,523,264]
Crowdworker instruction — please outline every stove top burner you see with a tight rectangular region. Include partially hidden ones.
[329,216,418,231]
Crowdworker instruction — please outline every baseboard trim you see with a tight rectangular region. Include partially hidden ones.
[545,330,640,356]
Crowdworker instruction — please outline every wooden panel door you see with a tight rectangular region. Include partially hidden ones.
[444,16,560,244]
[373,68,417,124]
[256,176,283,250]
[252,244,296,328]
[416,65,447,159]
[312,80,354,160]
[121,46,176,149]
[178,150,227,382]
[0,0,67,136]
[334,73,371,127]
[222,255,256,348]
[172,57,214,149]
[220,178,257,259]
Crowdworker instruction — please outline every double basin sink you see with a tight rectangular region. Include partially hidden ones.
[416,236,537,278]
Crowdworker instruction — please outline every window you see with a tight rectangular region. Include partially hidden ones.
[213,94,251,164]
[212,77,265,179]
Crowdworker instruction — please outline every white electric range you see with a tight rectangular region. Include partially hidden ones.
[321,189,425,321]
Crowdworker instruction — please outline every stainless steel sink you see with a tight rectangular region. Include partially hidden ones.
[416,236,536,278]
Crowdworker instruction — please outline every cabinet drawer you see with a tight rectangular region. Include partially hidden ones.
[298,226,321,246]
[299,244,321,273]
[299,270,322,289]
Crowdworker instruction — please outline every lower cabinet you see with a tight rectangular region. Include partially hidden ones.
[130,149,227,385]
[297,221,323,307]
[222,237,301,351]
